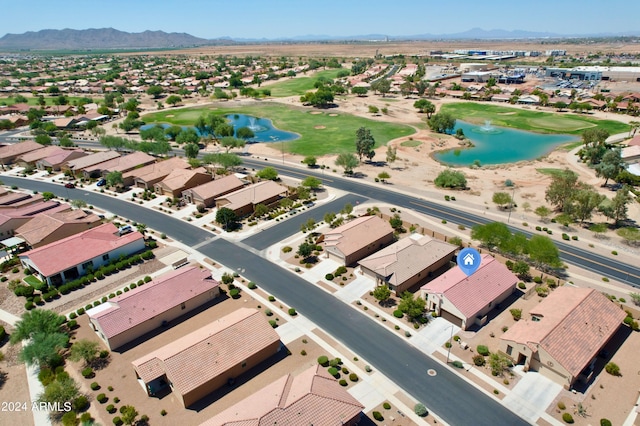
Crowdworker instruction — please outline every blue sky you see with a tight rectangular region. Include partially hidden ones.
[3,0,638,39]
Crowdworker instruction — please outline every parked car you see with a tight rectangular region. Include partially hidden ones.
[96,178,106,186]
[64,183,75,189]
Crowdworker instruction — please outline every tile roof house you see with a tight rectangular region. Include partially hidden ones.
[0,201,69,239]
[621,145,640,164]
[132,308,281,407]
[215,180,288,217]
[321,215,394,266]
[61,150,121,176]
[15,209,101,248]
[200,365,364,426]
[182,174,245,207]
[87,266,220,350]
[359,234,457,294]
[0,193,45,210]
[123,156,190,188]
[153,167,211,198]
[16,146,67,166]
[19,222,145,287]
[421,254,518,330]
[35,148,86,171]
[627,134,640,147]
[0,141,44,166]
[500,286,625,388]
[85,151,156,179]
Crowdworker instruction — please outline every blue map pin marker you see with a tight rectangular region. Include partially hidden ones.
[457,247,481,277]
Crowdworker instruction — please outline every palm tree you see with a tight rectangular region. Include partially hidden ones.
[629,121,640,137]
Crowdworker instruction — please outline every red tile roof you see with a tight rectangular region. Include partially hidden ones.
[422,255,517,319]
[200,365,363,426]
[132,308,279,396]
[19,222,144,277]
[502,287,625,377]
[88,266,219,338]
[0,141,42,160]
[323,216,393,258]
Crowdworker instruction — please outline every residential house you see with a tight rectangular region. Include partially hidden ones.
[153,167,211,198]
[19,222,145,286]
[321,215,394,266]
[15,209,101,248]
[200,365,364,426]
[421,254,518,329]
[500,286,625,388]
[62,151,121,176]
[123,156,190,188]
[16,146,71,167]
[35,148,86,171]
[359,234,457,294]
[215,180,288,217]
[0,202,69,239]
[87,266,220,350]
[518,94,540,105]
[621,145,640,164]
[0,141,43,166]
[182,174,245,207]
[0,193,45,210]
[87,151,155,179]
[627,134,640,147]
[132,308,281,407]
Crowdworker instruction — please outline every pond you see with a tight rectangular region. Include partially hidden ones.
[141,114,298,143]
[434,121,578,166]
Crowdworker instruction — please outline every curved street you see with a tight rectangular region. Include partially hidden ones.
[0,176,530,426]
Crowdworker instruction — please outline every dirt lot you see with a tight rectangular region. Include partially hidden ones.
[0,327,34,426]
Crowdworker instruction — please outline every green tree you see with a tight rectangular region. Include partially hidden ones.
[471,222,512,251]
[398,292,426,321]
[11,309,66,343]
[595,148,626,186]
[253,203,269,218]
[617,227,640,245]
[216,207,238,230]
[302,156,317,167]
[105,171,124,188]
[166,95,181,107]
[42,192,55,201]
[100,135,127,151]
[120,405,139,425]
[335,153,359,174]
[492,192,513,210]
[372,285,391,305]
[355,127,376,162]
[219,136,245,153]
[297,242,314,261]
[351,86,368,97]
[554,101,568,112]
[589,223,608,238]
[489,353,512,377]
[434,169,467,189]
[572,188,605,223]
[528,235,562,269]
[236,126,255,140]
[413,99,435,117]
[35,134,52,145]
[175,128,200,145]
[512,261,530,280]
[377,171,390,182]
[427,113,456,134]
[386,146,397,165]
[371,78,391,97]
[534,205,552,222]
[19,332,69,367]
[256,167,279,181]
[545,169,579,212]
[165,125,183,141]
[217,153,243,171]
[301,176,322,191]
[71,199,87,209]
[146,85,164,99]
[599,186,632,225]
[184,143,200,159]
[38,375,80,407]
[119,117,143,133]
[215,123,235,139]
[69,339,100,366]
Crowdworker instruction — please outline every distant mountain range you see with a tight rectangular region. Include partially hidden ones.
[1,27,639,50]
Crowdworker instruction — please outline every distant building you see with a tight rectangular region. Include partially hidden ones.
[214,180,287,217]
[153,167,211,198]
[321,215,394,266]
[0,141,43,166]
[123,157,190,188]
[182,174,245,208]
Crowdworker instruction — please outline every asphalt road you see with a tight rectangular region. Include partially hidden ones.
[239,157,640,287]
[2,176,529,426]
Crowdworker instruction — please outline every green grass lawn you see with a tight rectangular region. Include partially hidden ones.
[144,103,415,156]
[24,275,45,290]
[266,69,345,97]
[0,95,96,107]
[536,168,569,177]
[440,103,629,135]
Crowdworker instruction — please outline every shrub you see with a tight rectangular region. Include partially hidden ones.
[414,403,428,417]
[144,276,152,283]
[67,320,78,329]
[99,350,109,359]
[404,331,411,337]
[510,308,522,321]
[161,409,167,416]
[473,355,486,366]
[229,288,240,299]
[452,360,464,368]
[383,402,391,410]
[288,308,297,316]
[269,320,277,328]
[108,386,113,391]
[61,412,78,426]
[268,295,275,302]
[533,276,543,284]
[91,382,100,391]
[328,367,339,376]
[557,401,566,410]
[339,379,347,386]
[600,419,612,426]
[365,365,372,372]
[605,362,621,376]
[106,404,116,414]
[113,416,123,426]
[445,342,452,348]
[113,397,120,403]
[373,411,383,421]
[562,413,574,424]
[453,335,460,342]
[69,312,77,320]
[248,281,257,289]
[77,307,85,315]
[24,301,34,310]
[38,368,54,386]
[325,273,334,280]
[300,350,307,356]
[282,246,292,253]
[477,345,490,356]
[73,395,89,411]
[80,413,92,423]
[81,367,93,378]
[349,373,358,382]
[97,393,107,403]
[393,309,403,318]
[329,357,341,367]
[562,233,570,240]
